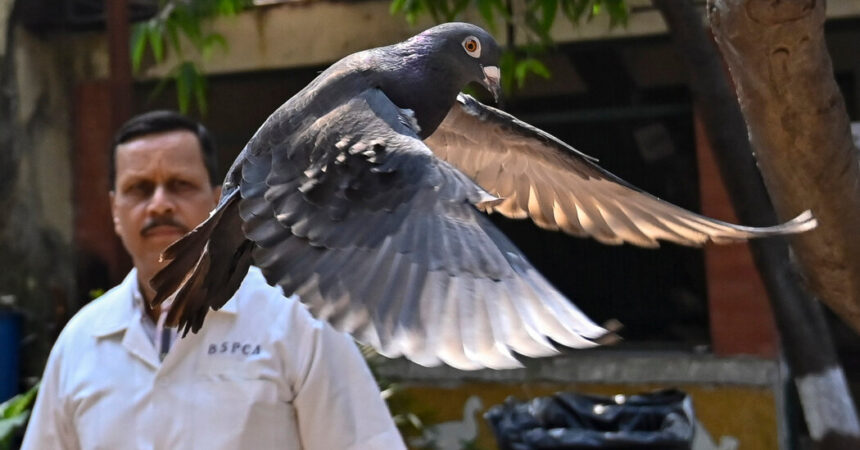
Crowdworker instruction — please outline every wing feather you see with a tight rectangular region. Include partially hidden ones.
[474,281,524,369]
[425,94,817,247]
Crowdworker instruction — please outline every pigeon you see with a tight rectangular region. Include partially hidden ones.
[151,22,817,370]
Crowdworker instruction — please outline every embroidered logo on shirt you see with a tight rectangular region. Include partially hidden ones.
[208,341,262,356]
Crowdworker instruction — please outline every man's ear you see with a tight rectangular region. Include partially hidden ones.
[109,191,121,235]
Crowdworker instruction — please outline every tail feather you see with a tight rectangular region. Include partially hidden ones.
[151,212,223,307]
[165,247,213,335]
[151,190,254,335]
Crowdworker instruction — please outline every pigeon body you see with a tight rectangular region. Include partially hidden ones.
[152,23,816,370]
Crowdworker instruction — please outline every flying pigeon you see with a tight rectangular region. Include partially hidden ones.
[151,22,816,370]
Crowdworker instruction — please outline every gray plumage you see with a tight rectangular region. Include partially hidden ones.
[152,23,816,370]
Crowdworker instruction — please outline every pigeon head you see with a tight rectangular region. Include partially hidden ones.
[382,22,501,138]
[414,22,502,102]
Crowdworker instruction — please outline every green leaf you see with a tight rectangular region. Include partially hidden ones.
[605,0,629,27]
[166,19,182,56]
[561,0,590,23]
[540,0,559,32]
[0,414,28,449]
[1,385,38,419]
[493,0,512,21]
[524,11,552,45]
[194,69,208,115]
[172,5,204,47]
[168,62,209,115]
[425,0,442,23]
[436,0,450,21]
[451,0,471,21]
[202,33,229,61]
[218,0,238,15]
[514,61,528,87]
[514,57,551,88]
[398,0,423,25]
[147,23,165,63]
[130,23,148,73]
[525,57,551,78]
[476,0,497,31]
[175,62,194,114]
[0,384,38,448]
[390,0,407,14]
[499,50,517,94]
[148,75,172,105]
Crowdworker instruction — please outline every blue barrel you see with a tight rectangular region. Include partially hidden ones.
[0,309,20,403]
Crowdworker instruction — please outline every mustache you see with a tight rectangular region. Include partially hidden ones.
[140,216,188,236]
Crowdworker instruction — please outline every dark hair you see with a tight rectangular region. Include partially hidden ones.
[109,110,219,188]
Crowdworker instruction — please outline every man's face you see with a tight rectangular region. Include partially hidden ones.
[111,130,219,281]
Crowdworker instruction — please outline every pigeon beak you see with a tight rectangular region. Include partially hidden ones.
[482,65,501,103]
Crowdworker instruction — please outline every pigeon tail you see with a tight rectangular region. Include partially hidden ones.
[151,190,254,335]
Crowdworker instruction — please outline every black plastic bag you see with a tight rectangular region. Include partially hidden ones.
[485,389,695,449]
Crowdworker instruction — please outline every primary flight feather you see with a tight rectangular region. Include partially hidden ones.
[151,23,816,370]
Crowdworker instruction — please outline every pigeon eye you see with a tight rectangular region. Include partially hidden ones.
[462,37,481,58]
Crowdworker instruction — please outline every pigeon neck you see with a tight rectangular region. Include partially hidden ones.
[412,89,459,139]
[380,51,463,139]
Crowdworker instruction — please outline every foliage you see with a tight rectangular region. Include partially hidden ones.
[0,384,38,450]
[130,0,251,114]
[131,0,628,111]
[390,0,629,92]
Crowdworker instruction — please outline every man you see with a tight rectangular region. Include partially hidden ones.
[22,111,405,449]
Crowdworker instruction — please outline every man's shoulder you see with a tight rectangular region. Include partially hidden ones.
[235,266,297,310]
[232,267,323,331]
[75,281,132,320]
[59,279,133,341]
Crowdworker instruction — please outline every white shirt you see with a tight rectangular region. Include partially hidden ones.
[22,267,405,450]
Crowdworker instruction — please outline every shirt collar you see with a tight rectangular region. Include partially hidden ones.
[90,268,239,338]
[89,270,139,338]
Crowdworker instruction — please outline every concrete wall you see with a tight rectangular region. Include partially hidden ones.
[59,0,860,83]
[1,4,76,381]
[377,353,784,449]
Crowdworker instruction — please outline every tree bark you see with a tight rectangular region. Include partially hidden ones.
[707,0,860,334]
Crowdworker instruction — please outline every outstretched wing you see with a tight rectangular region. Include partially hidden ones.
[238,88,609,370]
[425,94,816,247]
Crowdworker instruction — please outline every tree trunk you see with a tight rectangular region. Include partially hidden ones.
[675,0,860,447]
[707,0,860,334]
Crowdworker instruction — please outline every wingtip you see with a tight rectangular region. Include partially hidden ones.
[789,210,818,232]
[595,319,624,346]
[709,208,819,242]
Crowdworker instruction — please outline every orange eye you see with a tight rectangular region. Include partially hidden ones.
[462,37,481,58]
